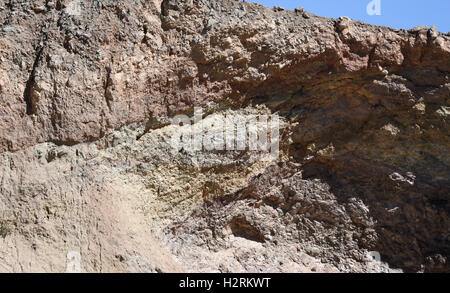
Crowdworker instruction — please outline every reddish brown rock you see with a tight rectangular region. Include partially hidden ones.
[0,0,448,272]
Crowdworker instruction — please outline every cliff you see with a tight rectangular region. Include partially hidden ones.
[0,0,448,272]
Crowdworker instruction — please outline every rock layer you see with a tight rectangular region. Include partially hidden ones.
[0,0,449,272]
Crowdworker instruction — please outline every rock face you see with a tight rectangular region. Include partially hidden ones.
[0,0,449,272]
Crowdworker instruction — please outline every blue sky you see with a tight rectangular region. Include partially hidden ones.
[249,0,450,32]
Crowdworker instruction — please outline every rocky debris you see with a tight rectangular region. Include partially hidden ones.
[0,0,449,272]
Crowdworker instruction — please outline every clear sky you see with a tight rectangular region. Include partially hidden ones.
[248,0,450,32]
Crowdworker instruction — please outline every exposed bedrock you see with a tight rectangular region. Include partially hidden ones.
[0,0,448,272]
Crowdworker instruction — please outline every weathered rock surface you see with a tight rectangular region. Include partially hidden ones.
[0,0,449,272]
